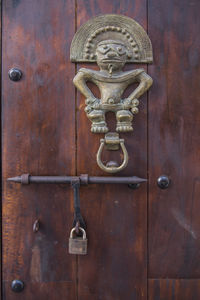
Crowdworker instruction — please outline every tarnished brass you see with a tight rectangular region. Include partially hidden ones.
[71,14,153,173]
[72,41,153,133]
[97,132,129,173]
[103,132,120,150]
[69,227,87,255]
[70,14,153,63]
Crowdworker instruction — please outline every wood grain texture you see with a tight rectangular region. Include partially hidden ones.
[148,0,200,278]
[2,0,76,298]
[3,0,200,299]
[3,281,76,300]
[149,279,200,300]
[76,1,148,299]
[3,282,75,300]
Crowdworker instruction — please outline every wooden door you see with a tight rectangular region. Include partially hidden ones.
[2,0,200,299]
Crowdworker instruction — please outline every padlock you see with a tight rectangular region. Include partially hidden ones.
[69,227,87,255]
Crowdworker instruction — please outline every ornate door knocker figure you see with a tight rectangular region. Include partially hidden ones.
[70,14,153,173]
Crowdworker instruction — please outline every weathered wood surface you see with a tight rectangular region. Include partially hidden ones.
[2,0,76,299]
[76,1,148,299]
[148,0,200,279]
[3,282,75,300]
[2,0,200,299]
[149,279,200,300]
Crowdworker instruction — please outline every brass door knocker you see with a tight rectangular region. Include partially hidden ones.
[97,132,128,173]
[70,14,153,173]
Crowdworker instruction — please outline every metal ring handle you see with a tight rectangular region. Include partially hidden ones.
[96,139,129,173]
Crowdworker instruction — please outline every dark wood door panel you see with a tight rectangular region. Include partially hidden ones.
[148,0,200,278]
[2,0,76,298]
[2,0,200,299]
[149,279,200,300]
[3,282,75,300]
[76,1,148,299]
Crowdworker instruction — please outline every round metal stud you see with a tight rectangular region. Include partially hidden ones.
[157,175,170,189]
[8,68,22,81]
[128,183,140,190]
[11,280,24,293]
[33,219,40,233]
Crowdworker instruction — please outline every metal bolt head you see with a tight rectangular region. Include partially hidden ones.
[11,280,24,293]
[33,219,40,233]
[157,175,170,189]
[128,183,140,190]
[8,68,22,81]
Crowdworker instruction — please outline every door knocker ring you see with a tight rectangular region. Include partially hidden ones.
[96,133,128,173]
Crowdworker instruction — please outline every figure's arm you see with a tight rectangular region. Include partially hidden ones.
[127,71,153,101]
[73,69,96,100]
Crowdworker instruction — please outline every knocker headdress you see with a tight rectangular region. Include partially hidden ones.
[70,14,153,63]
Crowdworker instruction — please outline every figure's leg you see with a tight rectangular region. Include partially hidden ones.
[116,110,133,132]
[87,110,108,133]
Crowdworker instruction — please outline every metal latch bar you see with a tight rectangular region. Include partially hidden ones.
[7,174,147,186]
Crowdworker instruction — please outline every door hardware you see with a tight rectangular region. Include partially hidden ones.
[96,132,128,173]
[8,173,146,255]
[69,227,87,255]
[8,68,22,81]
[157,175,170,189]
[128,183,140,190]
[8,174,146,186]
[11,280,24,293]
[71,178,86,230]
[33,219,40,233]
[71,14,153,173]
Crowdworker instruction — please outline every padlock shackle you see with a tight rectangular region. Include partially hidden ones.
[70,227,86,239]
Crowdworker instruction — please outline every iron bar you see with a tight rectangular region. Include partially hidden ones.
[7,174,147,185]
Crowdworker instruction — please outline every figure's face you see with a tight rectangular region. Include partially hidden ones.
[96,41,129,71]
